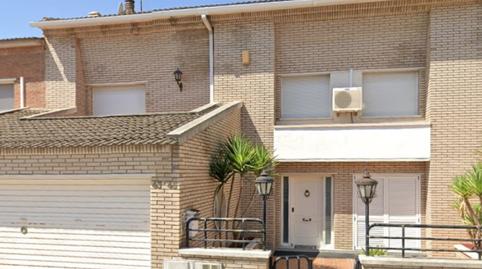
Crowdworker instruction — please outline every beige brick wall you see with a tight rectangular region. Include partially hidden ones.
[426,2,482,254]
[44,19,210,114]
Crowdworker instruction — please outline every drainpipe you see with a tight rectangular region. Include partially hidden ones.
[19,77,25,108]
[201,14,214,103]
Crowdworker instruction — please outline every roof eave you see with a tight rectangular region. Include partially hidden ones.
[31,0,390,30]
[0,38,44,49]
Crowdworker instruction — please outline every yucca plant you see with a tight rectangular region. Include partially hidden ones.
[452,164,482,250]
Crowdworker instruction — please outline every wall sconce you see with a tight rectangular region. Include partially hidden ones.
[173,68,183,91]
[242,50,250,65]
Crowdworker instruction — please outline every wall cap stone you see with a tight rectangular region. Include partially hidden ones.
[359,256,482,268]
[179,248,272,259]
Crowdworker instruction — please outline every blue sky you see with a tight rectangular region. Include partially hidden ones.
[1,0,250,39]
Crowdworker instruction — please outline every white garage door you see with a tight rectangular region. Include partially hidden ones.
[353,174,421,250]
[0,176,151,269]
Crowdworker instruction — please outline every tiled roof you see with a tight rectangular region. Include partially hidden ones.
[0,37,43,42]
[41,0,291,21]
[0,109,204,149]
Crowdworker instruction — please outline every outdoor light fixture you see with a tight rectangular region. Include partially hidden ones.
[173,68,183,91]
[255,170,273,250]
[355,170,378,255]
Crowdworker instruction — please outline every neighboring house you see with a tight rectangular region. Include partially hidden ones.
[0,38,45,110]
[0,0,480,268]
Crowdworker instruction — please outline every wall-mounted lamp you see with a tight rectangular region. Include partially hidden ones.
[173,68,183,91]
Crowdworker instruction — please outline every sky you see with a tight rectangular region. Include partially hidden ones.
[1,0,251,39]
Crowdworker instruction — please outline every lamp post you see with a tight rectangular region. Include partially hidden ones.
[355,171,378,256]
[255,170,273,250]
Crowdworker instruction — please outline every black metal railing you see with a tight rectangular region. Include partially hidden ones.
[270,255,313,269]
[185,217,266,250]
[367,223,482,259]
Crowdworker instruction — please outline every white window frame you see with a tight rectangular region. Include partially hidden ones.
[351,173,421,250]
[279,73,333,120]
[280,173,335,249]
[361,68,424,119]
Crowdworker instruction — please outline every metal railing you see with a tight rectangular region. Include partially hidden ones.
[367,223,482,259]
[270,255,313,269]
[185,217,265,250]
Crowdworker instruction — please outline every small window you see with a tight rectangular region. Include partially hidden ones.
[282,176,290,243]
[363,71,419,117]
[281,75,331,119]
[0,83,14,111]
[93,85,146,116]
[324,177,333,245]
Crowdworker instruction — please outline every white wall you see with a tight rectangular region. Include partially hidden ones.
[274,124,430,161]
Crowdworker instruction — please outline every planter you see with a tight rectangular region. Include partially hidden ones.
[454,243,481,260]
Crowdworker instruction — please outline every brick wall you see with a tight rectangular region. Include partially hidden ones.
[44,19,210,114]
[426,2,482,254]
[0,45,45,108]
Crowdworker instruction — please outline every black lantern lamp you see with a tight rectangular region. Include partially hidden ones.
[255,170,273,250]
[355,170,378,255]
[173,68,183,91]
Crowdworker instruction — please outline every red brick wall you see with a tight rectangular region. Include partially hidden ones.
[0,45,45,108]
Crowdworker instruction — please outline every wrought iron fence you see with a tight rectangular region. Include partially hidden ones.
[185,217,265,250]
[367,223,482,260]
[270,255,313,269]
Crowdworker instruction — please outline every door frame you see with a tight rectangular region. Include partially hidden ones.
[280,173,334,250]
[351,173,421,250]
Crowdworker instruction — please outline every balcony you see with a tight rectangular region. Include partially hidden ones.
[274,122,430,162]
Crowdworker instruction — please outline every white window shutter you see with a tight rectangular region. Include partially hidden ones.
[0,84,14,111]
[93,85,146,116]
[363,71,419,117]
[281,75,331,119]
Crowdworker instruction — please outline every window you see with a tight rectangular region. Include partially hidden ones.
[0,83,14,111]
[281,75,331,119]
[324,177,333,245]
[282,176,289,244]
[362,71,419,117]
[93,85,146,116]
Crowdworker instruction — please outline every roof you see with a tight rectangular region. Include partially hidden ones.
[0,37,44,49]
[0,109,205,149]
[41,0,288,21]
[31,0,389,30]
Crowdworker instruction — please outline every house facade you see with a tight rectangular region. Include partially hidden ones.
[0,0,481,268]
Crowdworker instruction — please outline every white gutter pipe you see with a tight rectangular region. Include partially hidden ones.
[19,77,25,108]
[201,15,214,104]
[31,0,388,30]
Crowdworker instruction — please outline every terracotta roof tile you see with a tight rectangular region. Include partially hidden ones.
[0,109,203,149]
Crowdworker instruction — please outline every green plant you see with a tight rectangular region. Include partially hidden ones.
[452,163,482,250]
[361,247,387,256]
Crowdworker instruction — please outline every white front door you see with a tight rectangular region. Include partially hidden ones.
[289,174,324,248]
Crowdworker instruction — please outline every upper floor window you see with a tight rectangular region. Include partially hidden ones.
[362,71,419,117]
[281,75,331,119]
[0,82,14,111]
[93,85,146,116]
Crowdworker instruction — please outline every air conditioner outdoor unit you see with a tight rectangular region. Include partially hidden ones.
[332,87,362,112]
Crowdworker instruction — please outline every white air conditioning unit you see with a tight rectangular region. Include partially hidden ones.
[164,260,191,269]
[194,262,223,269]
[332,87,362,112]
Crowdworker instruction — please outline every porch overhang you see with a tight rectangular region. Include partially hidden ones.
[274,123,430,162]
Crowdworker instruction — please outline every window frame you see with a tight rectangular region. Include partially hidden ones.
[0,78,16,111]
[361,68,424,119]
[279,72,333,121]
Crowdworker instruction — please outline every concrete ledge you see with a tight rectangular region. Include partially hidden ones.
[179,248,272,260]
[168,101,242,144]
[359,256,482,269]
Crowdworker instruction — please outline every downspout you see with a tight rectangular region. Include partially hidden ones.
[201,14,214,103]
[19,77,25,108]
